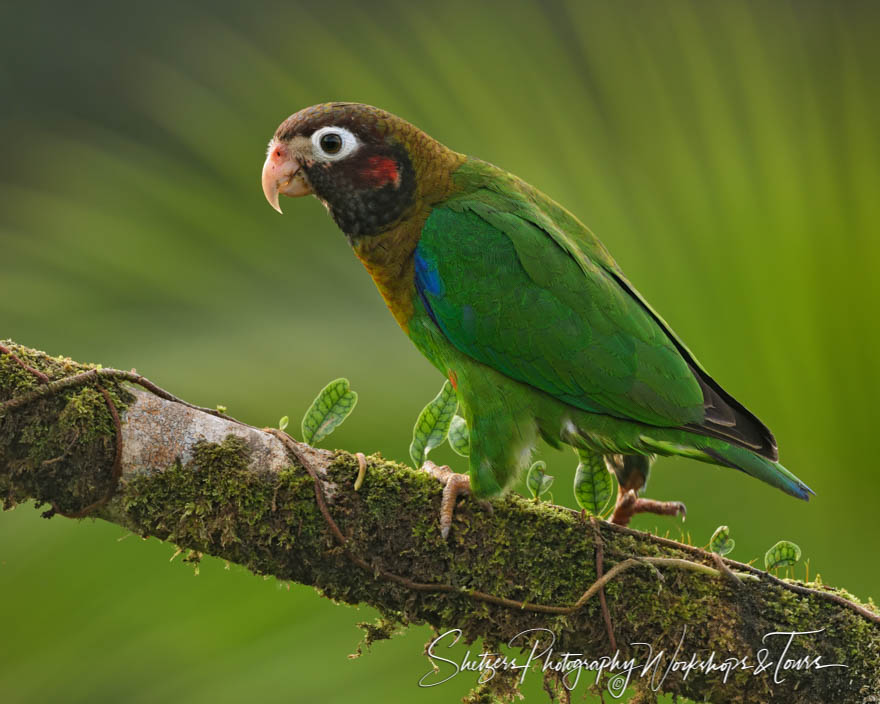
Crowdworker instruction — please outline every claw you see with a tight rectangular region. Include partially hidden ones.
[421,461,472,539]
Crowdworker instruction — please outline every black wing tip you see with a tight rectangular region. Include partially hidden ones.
[693,373,780,461]
[686,419,778,461]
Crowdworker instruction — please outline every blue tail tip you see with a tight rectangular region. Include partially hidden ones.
[796,481,816,501]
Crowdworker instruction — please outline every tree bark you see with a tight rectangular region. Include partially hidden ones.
[1,340,878,703]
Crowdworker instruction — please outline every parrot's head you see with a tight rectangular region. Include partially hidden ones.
[262,102,463,238]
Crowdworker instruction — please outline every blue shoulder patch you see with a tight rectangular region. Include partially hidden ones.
[413,244,445,330]
[413,246,444,296]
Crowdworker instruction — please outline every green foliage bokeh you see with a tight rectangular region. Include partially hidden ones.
[1,1,878,701]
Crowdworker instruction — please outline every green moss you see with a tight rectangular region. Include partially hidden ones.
[0,341,131,514]
[317,451,611,646]
[0,342,96,399]
[122,435,324,577]
[351,615,403,658]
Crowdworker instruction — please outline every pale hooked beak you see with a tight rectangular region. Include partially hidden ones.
[261,138,312,213]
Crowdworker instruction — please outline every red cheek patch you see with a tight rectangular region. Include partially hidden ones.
[361,155,400,188]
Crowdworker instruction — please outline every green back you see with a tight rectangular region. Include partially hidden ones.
[413,159,706,428]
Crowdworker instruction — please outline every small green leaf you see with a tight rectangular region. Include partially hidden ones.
[573,450,614,516]
[278,415,289,431]
[301,378,358,445]
[216,404,227,414]
[409,380,458,467]
[709,525,735,556]
[526,461,553,498]
[448,415,470,457]
[765,540,802,571]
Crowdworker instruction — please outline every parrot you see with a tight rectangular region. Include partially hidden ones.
[261,102,812,538]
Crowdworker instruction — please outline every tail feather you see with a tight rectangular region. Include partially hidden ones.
[639,433,813,501]
[702,444,813,501]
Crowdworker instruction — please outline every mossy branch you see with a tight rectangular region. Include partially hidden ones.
[1,341,878,703]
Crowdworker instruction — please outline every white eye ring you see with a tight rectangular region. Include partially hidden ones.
[311,126,359,161]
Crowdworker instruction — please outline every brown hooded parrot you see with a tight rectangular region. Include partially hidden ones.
[261,102,811,538]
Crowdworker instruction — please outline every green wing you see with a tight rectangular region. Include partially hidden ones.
[415,159,775,453]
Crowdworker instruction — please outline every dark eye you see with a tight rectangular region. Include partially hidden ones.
[319,132,343,155]
[312,126,357,160]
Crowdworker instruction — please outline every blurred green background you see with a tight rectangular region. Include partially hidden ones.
[1,0,878,701]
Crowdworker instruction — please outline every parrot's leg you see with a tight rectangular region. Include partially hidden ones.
[605,454,686,527]
[420,460,473,539]
[610,489,687,526]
